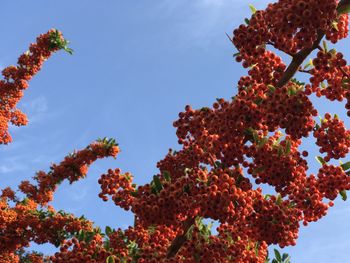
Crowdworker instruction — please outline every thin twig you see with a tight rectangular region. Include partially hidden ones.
[166,217,195,259]
[338,66,350,79]
[276,30,325,88]
[266,41,294,57]
[225,33,233,44]
[298,69,312,74]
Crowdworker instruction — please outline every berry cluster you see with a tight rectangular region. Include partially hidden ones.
[326,14,349,43]
[247,134,308,192]
[314,113,350,160]
[98,168,136,210]
[19,140,119,205]
[317,164,350,200]
[0,30,68,145]
[1,0,350,262]
[309,50,350,101]
[261,84,318,139]
[265,0,339,53]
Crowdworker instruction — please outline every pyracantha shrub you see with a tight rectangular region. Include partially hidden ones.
[1,0,350,262]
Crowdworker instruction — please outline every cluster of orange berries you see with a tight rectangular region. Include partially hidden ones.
[0,195,93,258]
[50,234,107,262]
[248,197,302,247]
[261,84,318,139]
[1,0,350,262]
[314,113,350,160]
[326,12,349,43]
[19,140,119,205]
[98,168,136,210]
[0,29,66,145]
[309,50,350,101]
[317,164,350,200]
[247,134,308,191]
[265,0,340,52]
[346,92,350,116]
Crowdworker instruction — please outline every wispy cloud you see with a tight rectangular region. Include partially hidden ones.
[152,0,270,49]
[0,164,22,173]
[20,96,49,123]
[0,156,28,174]
[70,186,89,202]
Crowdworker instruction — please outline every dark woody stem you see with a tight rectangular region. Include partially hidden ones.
[276,31,324,88]
[166,217,195,259]
[166,0,350,259]
[276,0,350,88]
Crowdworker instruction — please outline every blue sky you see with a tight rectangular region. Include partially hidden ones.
[0,0,349,261]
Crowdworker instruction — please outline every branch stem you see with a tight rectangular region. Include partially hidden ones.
[166,217,195,259]
[276,31,324,88]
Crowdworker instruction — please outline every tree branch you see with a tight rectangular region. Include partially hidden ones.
[298,69,312,74]
[338,66,350,79]
[275,0,350,88]
[166,217,195,259]
[338,0,350,14]
[276,31,324,88]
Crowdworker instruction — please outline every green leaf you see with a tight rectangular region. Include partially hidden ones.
[214,161,223,168]
[274,249,282,262]
[200,107,210,112]
[282,253,289,261]
[85,231,94,243]
[254,242,259,256]
[314,123,320,131]
[268,85,276,93]
[233,52,240,58]
[322,40,328,53]
[245,18,250,24]
[254,97,264,105]
[315,156,326,165]
[272,259,278,263]
[106,256,115,263]
[77,229,85,241]
[285,139,291,154]
[252,130,259,143]
[54,239,61,247]
[104,239,111,250]
[94,226,102,235]
[162,171,171,182]
[130,190,138,197]
[303,58,314,69]
[332,21,339,31]
[153,175,163,192]
[249,4,257,14]
[105,226,113,236]
[340,190,347,201]
[252,167,265,175]
[183,184,190,193]
[258,137,268,148]
[341,161,350,171]
[264,194,272,200]
[338,3,350,15]
[287,86,297,96]
[276,194,282,205]
[277,146,284,157]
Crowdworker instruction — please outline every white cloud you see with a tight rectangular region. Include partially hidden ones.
[152,0,271,49]
[26,96,48,113]
[70,186,89,202]
[0,165,18,173]
[0,156,28,174]
[21,96,48,122]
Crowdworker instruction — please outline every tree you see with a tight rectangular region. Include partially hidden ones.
[1,0,350,262]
